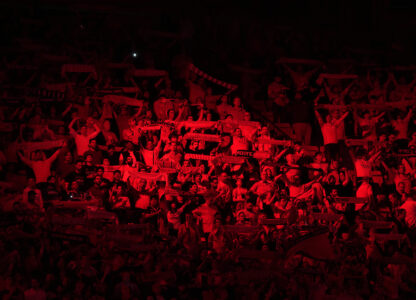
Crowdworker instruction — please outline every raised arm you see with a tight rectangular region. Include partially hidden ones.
[314,109,324,126]
[389,72,399,87]
[304,65,321,80]
[404,108,413,122]
[341,81,354,97]
[313,89,325,106]
[87,119,101,139]
[323,81,335,99]
[132,103,145,119]
[335,111,349,126]
[68,116,79,136]
[374,111,386,121]
[46,143,64,163]
[369,150,382,163]
[283,63,297,79]
[18,151,32,167]
[274,147,290,162]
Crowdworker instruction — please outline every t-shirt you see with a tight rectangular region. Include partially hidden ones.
[250,180,274,196]
[141,148,159,167]
[193,204,218,233]
[355,159,372,178]
[400,200,416,228]
[167,210,182,230]
[30,160,54,183]
[356,182,372,210]
[233,187,248,202]
[231,136,250,154]
[74,134,92,156]
[358,118,378,140]
[392,119,409,140]
[321,123,338,145]
[335,121,346,141]
[135,193,151,209]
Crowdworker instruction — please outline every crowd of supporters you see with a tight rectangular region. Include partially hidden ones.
[1,6,416,300]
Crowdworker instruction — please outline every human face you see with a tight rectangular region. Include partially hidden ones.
[190,184,198,194]
[128,118,136,128]
[80,126,88,136]
[103,120,111,131]
[138,179,146,190]
[146,140,154,150]
[94,176,102,185]
[90,140,97,149]
[97,168,104,177]
[233,97,241,107]
[28,178,36,188]
[194,174,201,183]
[150,197,158,207]
[85,155,93,165]
[113,172,121,181]
[191,141,199,149]
[168,110,175,120]
[64,152,72,163]
[75,162,83,171]
[246,202,253,211]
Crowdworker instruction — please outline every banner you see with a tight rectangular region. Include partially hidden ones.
[260,218,287,225]
[41,54,70,63]
[183,133,221,142]
[105,62,134,69]
[180,121,217,129]
[309,213,342,222]
[184,153,246,164]
[256,138,291,146]
[235,151,270,159]
[188,63,238,92]
[180,166,203,174]
[373,233,406,242]
[61,64,97,79]
[184,153,214,161]
[139,125,162,131]
[224,225,260,233]
[345,139,370,146]
[131,69,168,77]
[128,170,168,182]
[277,57,322,65]
[17,139,64,151]
[333,197,368,204]
[6,64,38,71]
[103,95,144,107]
[30,88,66,100]
[315,100,415,110]
[359,220,394,229]
[287,231,337,260]
[318,73,358,80]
